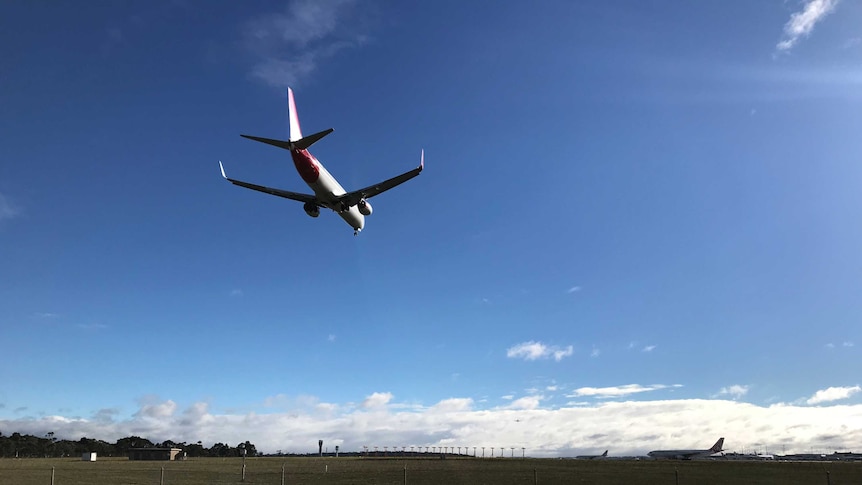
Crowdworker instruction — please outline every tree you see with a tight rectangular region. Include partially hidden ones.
[185,441,206,457]
[209,442,232,457]
[237,441,257,457]
[115,436,154,456]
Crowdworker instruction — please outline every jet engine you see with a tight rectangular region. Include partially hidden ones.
[358,199,373,216]
[303,202,320,218]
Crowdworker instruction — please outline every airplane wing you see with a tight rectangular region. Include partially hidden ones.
[337,150,424,207]
[219,161,320,205]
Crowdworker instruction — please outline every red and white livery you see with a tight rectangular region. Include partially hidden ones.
[220,88,423,235]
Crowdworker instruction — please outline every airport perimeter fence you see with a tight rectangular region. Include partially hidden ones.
[1,457,860,485]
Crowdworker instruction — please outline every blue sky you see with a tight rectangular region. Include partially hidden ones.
[2,0,862,456]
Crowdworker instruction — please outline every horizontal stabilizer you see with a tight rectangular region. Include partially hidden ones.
[294,128,333,150]
[241,128,333,151]
[240,134,292,150]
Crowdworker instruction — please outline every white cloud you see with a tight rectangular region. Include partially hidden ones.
[843,341,854,347]
[242,0,365,87]
[590,348,600,358]
[0,192,20,222]
[552,346,574,361]
[567,384,682,399]
[806,386,861,405]
[361,392,393,409]
[567,286,581,294]
[717,385,750,400]
[135,400,177,419]
[776,0,840,52]
[33,312,60,319]
[505,396,543,410]
[642,345,656,352]
[429,398,473,413]
[7,395,862,457]
[507,341,573,362]
[843,37,862,49]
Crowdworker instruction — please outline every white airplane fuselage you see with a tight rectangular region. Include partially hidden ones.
[221,87,422,235]
[290,147,365,232]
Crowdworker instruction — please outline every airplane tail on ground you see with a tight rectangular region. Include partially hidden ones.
[710,438,725,453]
[601,450,608,457]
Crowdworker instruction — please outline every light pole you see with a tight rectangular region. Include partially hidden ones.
[482,447,485,458]
[239,443,247,482]
[522,447,525,458]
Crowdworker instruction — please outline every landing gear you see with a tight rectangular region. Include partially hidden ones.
[354,229,359,236]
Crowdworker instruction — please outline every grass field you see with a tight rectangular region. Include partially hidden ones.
[1,456,859,485]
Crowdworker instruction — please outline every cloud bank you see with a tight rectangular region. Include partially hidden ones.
[4,391,862,457]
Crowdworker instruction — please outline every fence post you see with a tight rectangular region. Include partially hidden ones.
[534,468,538,485]
[160,466,164,485]
[825,470,831,485]
[281,463,285,485]
[51,466,55,485]
[404,464,407,485]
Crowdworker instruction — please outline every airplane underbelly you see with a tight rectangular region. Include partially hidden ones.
[307,177,364,231]
[339,207,365,231]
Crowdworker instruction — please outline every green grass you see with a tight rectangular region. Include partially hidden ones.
[1,456,860,485]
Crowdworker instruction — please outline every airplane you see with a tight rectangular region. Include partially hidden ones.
[647,438,724,460]
[575,450,608,460]
[219,88,423,235]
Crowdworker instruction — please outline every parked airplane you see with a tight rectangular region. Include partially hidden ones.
[219,88,423,235]
[576,450,608,460]
[647,438,724,460]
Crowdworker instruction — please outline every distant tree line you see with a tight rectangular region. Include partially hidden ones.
[0,431,257,458]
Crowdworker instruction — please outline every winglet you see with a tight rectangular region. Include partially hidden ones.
[219,161,227,179]
[420,149,424,170]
